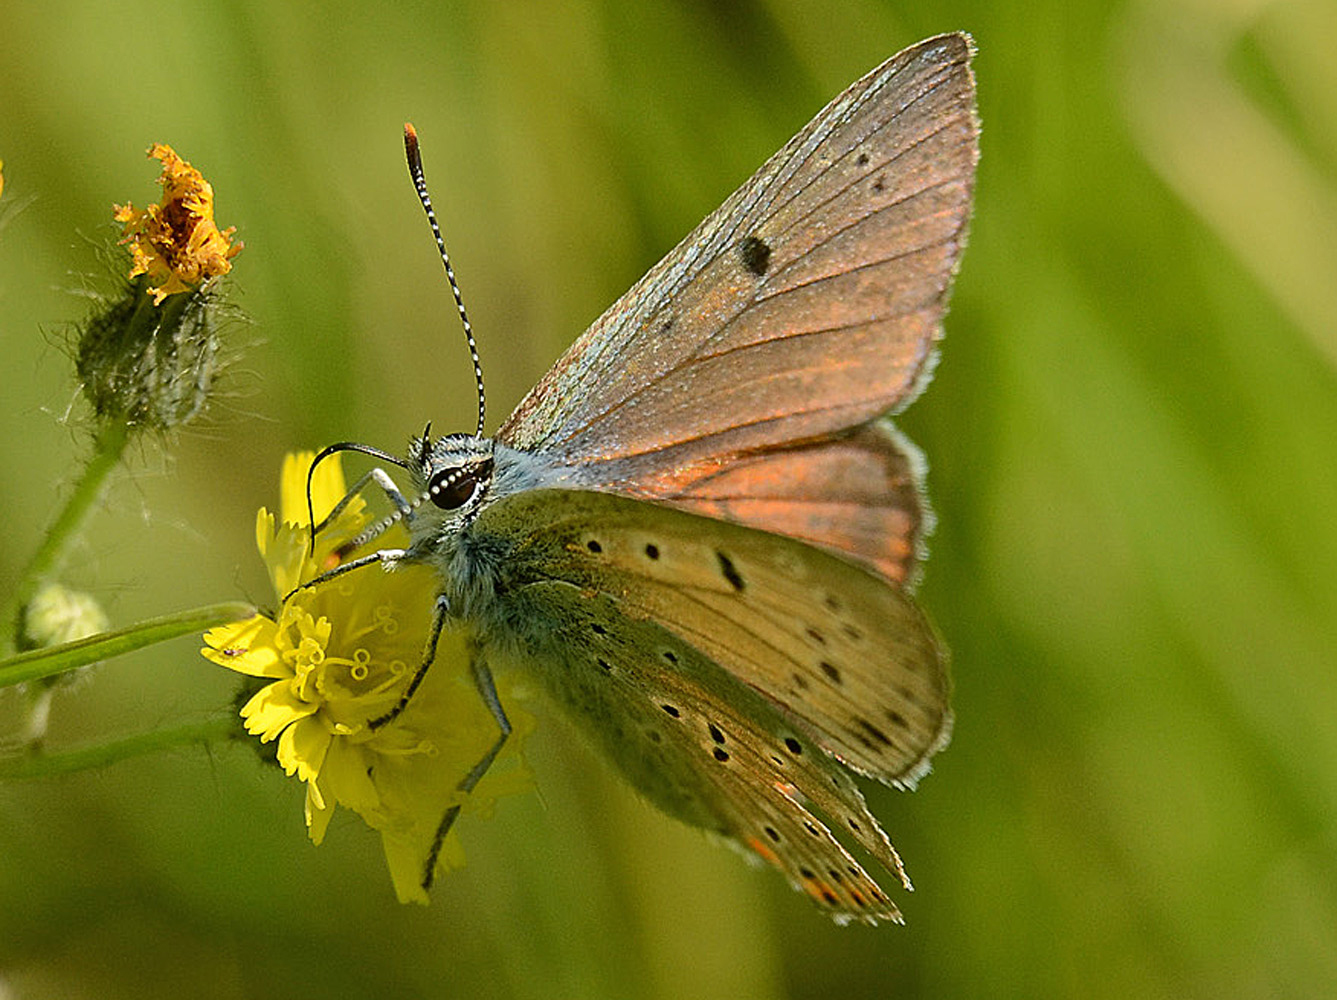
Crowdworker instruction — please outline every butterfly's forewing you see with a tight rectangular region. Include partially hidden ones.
[498,34,977,500]
[477,490,951,921]
[478,488,950,788]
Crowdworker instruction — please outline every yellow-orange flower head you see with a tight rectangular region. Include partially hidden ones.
[114,144,241,304]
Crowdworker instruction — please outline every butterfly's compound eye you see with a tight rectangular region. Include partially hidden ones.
[428,469,477,509]
[427,460,491,510]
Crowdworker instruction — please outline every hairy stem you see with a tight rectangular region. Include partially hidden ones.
[0,421,131,656]
[0,600,256,688]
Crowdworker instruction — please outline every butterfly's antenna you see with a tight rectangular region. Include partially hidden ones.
[404,123,486,439]
[306,441,408,557]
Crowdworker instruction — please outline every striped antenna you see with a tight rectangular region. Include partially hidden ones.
[404,122,485,438]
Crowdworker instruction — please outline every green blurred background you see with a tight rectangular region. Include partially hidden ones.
[2,0,1335,997]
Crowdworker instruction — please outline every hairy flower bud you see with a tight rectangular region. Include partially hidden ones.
[72,145,242,432]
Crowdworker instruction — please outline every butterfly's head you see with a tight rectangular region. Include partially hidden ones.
[403,430,497,545]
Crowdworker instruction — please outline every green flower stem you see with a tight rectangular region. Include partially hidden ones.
[0,600,256,688]
[0,713,238,779]
[0,420,131,656]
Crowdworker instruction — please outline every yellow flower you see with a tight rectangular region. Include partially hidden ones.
[115,144,242,304]
[203,452,532,903]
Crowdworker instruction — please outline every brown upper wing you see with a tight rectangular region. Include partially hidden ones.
[497,34,978,494]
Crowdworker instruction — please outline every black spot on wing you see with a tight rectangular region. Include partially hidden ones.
[716,551,745,591]
[738,234,772,277]
[857,718,894,748]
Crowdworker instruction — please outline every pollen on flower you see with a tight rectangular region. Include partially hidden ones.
[115,144,242,304]
[203,451,534,903]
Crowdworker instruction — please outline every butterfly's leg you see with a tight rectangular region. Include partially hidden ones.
[282,547,408,604]
[368,591,451,729]
[421,647,512,890]
[313,467,411,536]
[288,468,415,602]
[360,591,514,893]
[457,654,513,794]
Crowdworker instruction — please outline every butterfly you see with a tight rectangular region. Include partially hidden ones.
[311,32,978,924]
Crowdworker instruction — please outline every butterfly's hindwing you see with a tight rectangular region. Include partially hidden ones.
[494,577,909,922]
[637,416,932,586]
[475,489,951,788]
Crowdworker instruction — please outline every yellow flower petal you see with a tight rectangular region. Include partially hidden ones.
[277,715,332,782]
[321,738,381,815]
[203,450,535,901]
[280,450,366,528]
[240,681,317,742]
[201,616,284,677]
[380,832,436,906]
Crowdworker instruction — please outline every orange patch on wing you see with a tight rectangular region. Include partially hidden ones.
[745,835,781,868]
[800,873,841,907]
[632,422,927,584]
